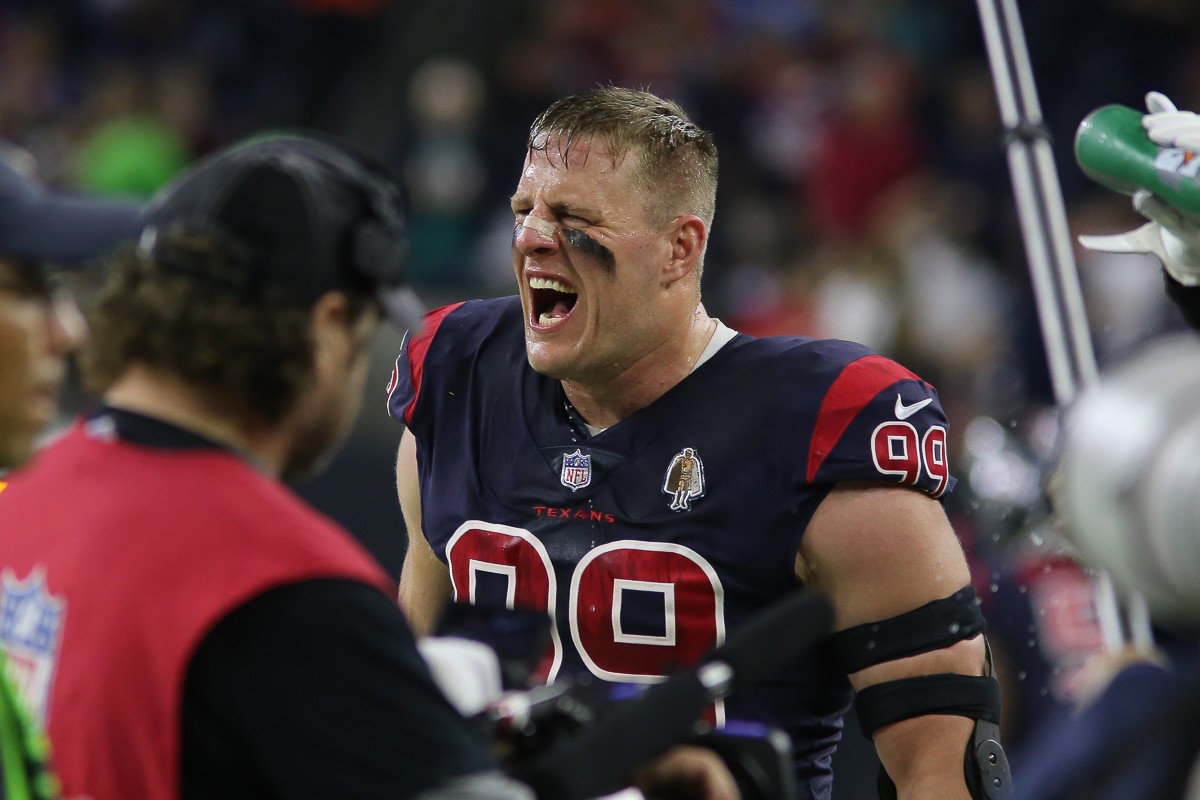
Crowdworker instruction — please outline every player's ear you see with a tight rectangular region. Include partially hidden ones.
[310,290,351,336]
[661,215,706,287]
[308,291,358,368]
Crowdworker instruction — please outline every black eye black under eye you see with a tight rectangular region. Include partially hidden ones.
[561,228,615,271]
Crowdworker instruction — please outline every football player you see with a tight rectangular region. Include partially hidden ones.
[390,87,1010,800]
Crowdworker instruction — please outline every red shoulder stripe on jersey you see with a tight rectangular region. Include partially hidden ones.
[391,302,464,425]
[805,354,921,483]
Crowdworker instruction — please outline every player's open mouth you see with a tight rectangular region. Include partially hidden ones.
[529,276,577,328]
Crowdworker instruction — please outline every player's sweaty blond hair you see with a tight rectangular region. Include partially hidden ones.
[527,87,719,232]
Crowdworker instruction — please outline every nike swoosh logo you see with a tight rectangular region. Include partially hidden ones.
[894,394,933,420]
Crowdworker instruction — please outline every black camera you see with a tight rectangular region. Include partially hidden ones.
[432,602,801,800]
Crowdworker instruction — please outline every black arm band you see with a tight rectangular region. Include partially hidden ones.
[854,673,1001,739]
[830,585,985,674]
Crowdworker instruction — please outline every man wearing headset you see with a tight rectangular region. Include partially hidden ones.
[0,135,738,800]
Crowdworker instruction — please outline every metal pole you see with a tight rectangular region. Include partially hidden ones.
[974,0,1151,652]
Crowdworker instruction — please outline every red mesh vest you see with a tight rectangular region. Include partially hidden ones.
[0,423,393,800]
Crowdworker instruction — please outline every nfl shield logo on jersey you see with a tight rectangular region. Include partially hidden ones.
[560,449,592,491]
[0,568,66,726]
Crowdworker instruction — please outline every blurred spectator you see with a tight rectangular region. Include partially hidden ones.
[74,62,189,197]
[803,46,925,239]
[952,412,1109,765]
[1070,194,1185,362]
[403,56,488,287]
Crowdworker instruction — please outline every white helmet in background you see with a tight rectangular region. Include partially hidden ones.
[1056,333,1200,629]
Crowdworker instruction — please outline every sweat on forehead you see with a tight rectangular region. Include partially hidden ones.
[527,131,627,171]
[526,87,707,158]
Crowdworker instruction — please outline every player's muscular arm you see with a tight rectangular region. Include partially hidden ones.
[798,484,983,800]
[396,429,452,636]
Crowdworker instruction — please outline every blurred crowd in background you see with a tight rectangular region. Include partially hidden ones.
[7,0,1200,795]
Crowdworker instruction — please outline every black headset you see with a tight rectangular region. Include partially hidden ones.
[268,131,411,292]
[139,129,412,305]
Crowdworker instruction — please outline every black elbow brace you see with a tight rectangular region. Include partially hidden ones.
[830,586,1012,800]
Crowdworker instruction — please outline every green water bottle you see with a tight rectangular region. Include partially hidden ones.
[1075,104,1200,217]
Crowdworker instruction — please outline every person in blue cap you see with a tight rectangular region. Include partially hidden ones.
[0,143,141,471]
[0,143,141,800]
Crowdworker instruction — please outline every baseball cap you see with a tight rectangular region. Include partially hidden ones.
[136,132,424,332]
[0,144,142,263]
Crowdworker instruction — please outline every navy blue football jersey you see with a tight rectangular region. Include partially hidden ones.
[387,297,955,800]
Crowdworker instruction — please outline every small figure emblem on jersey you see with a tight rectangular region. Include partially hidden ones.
[0,568,66,726]
[663,447,705,511]
[560,449,592,491]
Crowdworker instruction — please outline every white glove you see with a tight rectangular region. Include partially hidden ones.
[417,636,503,716]
[1141,91,1200,151]
[1078,92,1200,286]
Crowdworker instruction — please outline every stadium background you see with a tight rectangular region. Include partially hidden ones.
[12,0,1200,796]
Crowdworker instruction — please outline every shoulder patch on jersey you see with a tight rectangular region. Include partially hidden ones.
[806,355,920,483]
[663,447,705,511]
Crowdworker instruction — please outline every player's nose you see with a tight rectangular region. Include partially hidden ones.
[513,214,560,256]
[46,290,87,355]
